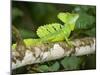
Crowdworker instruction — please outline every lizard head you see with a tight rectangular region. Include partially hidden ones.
[57,12,79,24]
[57,12,79,31]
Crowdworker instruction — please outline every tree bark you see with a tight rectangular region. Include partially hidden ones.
[12,37,95,70]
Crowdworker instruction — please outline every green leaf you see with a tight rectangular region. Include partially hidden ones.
[12,8,23,20]
[75,12,95,29]
[29,3,58,25]
[19,29,37,38]
[85,54,96,69]
[37,65,49,72]
[49,62,60,71]
[61,56,85,70]
[85,27,96,37]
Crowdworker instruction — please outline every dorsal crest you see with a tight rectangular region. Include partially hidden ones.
[37,23,62,38]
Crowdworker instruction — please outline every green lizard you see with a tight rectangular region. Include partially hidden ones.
[12,12,79,49]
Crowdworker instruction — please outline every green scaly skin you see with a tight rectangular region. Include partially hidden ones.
[12,12,79,49]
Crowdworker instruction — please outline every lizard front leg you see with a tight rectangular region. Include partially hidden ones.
[65,37,75,55]
[65,37,73,47]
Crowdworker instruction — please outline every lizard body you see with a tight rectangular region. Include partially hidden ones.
[12,12,79,48]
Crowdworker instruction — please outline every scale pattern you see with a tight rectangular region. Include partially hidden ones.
[37,23,63,38]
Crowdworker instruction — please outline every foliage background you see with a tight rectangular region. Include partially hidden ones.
[12,1,96,74]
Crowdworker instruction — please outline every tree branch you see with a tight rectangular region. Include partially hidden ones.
[12,37,95,70]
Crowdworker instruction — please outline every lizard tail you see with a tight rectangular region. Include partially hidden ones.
[12,38,42,49]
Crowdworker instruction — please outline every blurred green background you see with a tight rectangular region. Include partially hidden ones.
[12,1,96,74]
